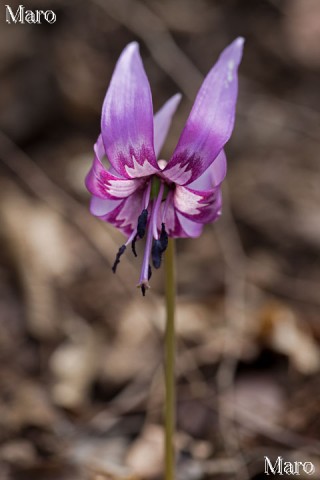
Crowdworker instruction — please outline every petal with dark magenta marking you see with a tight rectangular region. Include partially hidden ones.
[164,38,244,185]
[101,43,160,179]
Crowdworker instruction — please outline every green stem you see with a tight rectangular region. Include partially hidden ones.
[164,238,176,480]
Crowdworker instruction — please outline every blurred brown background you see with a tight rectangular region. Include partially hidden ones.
[0,0,320,479]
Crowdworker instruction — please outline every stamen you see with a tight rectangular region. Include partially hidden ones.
[161,190,173,223]
[148,264,152,280]
[152,224,168,269]
[125,230,138,258]
[152,182,165,239]
[150,184,165,269]
[125,229,137,246]
[152,239,162,269]
[132,181,152,258]
[143,180,152,209]
[137,181,165,295]
[112,244,126,273]
[160,223,168,252]
[137,209,148,238]
[131,234,138,257]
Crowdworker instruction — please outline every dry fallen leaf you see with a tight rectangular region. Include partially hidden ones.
[260,302,320,374]
[50,317,102,410]
[126,424,164,479]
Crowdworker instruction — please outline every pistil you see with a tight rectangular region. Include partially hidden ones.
[138,209,154,295]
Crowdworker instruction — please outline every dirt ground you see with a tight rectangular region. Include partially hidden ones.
[0,0,320,479]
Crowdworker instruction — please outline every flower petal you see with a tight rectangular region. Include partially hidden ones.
[90,196,122,216]
[176,212,204,237]
[164,37,244,185]
[90,188,145,236]
[85,137,145,199]
[154,94,182,158]
[159,200,203,238]
[173,184,222,224]
[101,42,160,179]
[187,149,227,190]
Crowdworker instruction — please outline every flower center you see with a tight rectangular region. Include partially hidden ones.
[111,176,169,296]
[150,175,170,201]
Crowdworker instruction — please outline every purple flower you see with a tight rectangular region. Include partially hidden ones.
[86,38,244,295]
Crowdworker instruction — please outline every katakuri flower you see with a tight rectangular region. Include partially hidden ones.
[86,38,244,295]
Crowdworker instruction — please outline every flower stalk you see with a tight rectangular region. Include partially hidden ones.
[85,37,244,477]
[164,238,176,480]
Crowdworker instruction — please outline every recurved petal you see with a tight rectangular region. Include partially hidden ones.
[187,149,227,190]
[85,138,145,199]
[90,196,122,216]
[158,197,203,238]
[154,94,182,158]
[101,42,160,179]
[176,212,204,237]
[173,184,222,224]
[90,188,145,236]
[164,37,244,185]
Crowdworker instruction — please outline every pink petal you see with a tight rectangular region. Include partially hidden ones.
[158,198,203,238]
[85,137,145,199]
[176,212,204,237]
[164,37,244,185]
[187,149,227,190]
[101,42,160,179]
[90,188,145,236]
[173,184,222,224]
[90,196,122,216]
[154,94,182,158]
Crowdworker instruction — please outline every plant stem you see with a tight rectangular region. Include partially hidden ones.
[164,238,176,480]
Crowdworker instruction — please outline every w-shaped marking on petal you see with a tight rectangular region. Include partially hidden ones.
[174,186,211,216]
[163,162,193,185]
[104,177,145,198]
[125,155,159,178]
